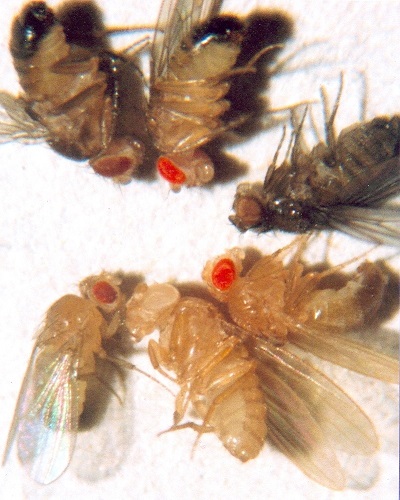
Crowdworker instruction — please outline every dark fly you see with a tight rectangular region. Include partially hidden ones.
[230,79,400,245]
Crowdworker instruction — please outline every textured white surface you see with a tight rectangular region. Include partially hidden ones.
[0,0,398,499]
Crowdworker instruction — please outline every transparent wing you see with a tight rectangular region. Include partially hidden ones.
[327,205,400,246]
[0,91,48,143]
[3,345,79,484]
[151,0,219,81]
[340,157,400,206]
[251,338,379,489]
[257,362,345,490]
[288,327,399,384]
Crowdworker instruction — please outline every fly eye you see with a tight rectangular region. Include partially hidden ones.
[234,196,263,227]
[91,156,134,178]
[211,258,237,291]
[157,157,187,185]
[91,281,118,305]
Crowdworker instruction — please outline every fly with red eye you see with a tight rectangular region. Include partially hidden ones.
[124,247,398,489]
[2,273,132,484]
[0,1,145,183]
[148,0,281,190]
[202,241,398,382]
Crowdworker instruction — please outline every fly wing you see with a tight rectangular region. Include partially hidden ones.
[257,361,345,490]
[251,339,379,489]
[339,157,400,206]
[3,344,79,484]
[0,91,48,143]
[288,327,399,384]
[151,0,219,81]
[327,206,400,246]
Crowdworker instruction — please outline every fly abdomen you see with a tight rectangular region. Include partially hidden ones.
[10,1,56,60]
[333,115,400,197]
[190,15,245,49]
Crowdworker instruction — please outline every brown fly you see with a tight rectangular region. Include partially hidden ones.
[125,282,268,462]
[0,1,145,183]
[2,273,134,484]
[148,0,277,190]
[230,79,400,245]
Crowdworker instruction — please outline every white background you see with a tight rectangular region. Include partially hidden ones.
[0,1,398,499]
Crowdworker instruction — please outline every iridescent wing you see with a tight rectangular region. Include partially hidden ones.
[3,344,79,484]
[0,91,48,143]
[151,0,220,81]
[251,338,379,489]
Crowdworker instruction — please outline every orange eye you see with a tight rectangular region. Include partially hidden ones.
[92,281,118,304]
[211,258,236,291]
[157,157,186,185]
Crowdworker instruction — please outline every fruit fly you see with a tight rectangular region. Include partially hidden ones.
[125,282,268,462]
[202,241,399,383]
[148,0,273,190]
[2,273,130,484]
[230,79,400,245]
[201,242,399,488]
[0,1,144,183]
[125,252,398,489]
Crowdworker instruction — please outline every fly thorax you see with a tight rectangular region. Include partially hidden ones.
[265,198,315,232]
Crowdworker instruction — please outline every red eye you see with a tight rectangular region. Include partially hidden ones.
[92,281,118,304]
[211,258,236,291]
[157,157,186,185]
